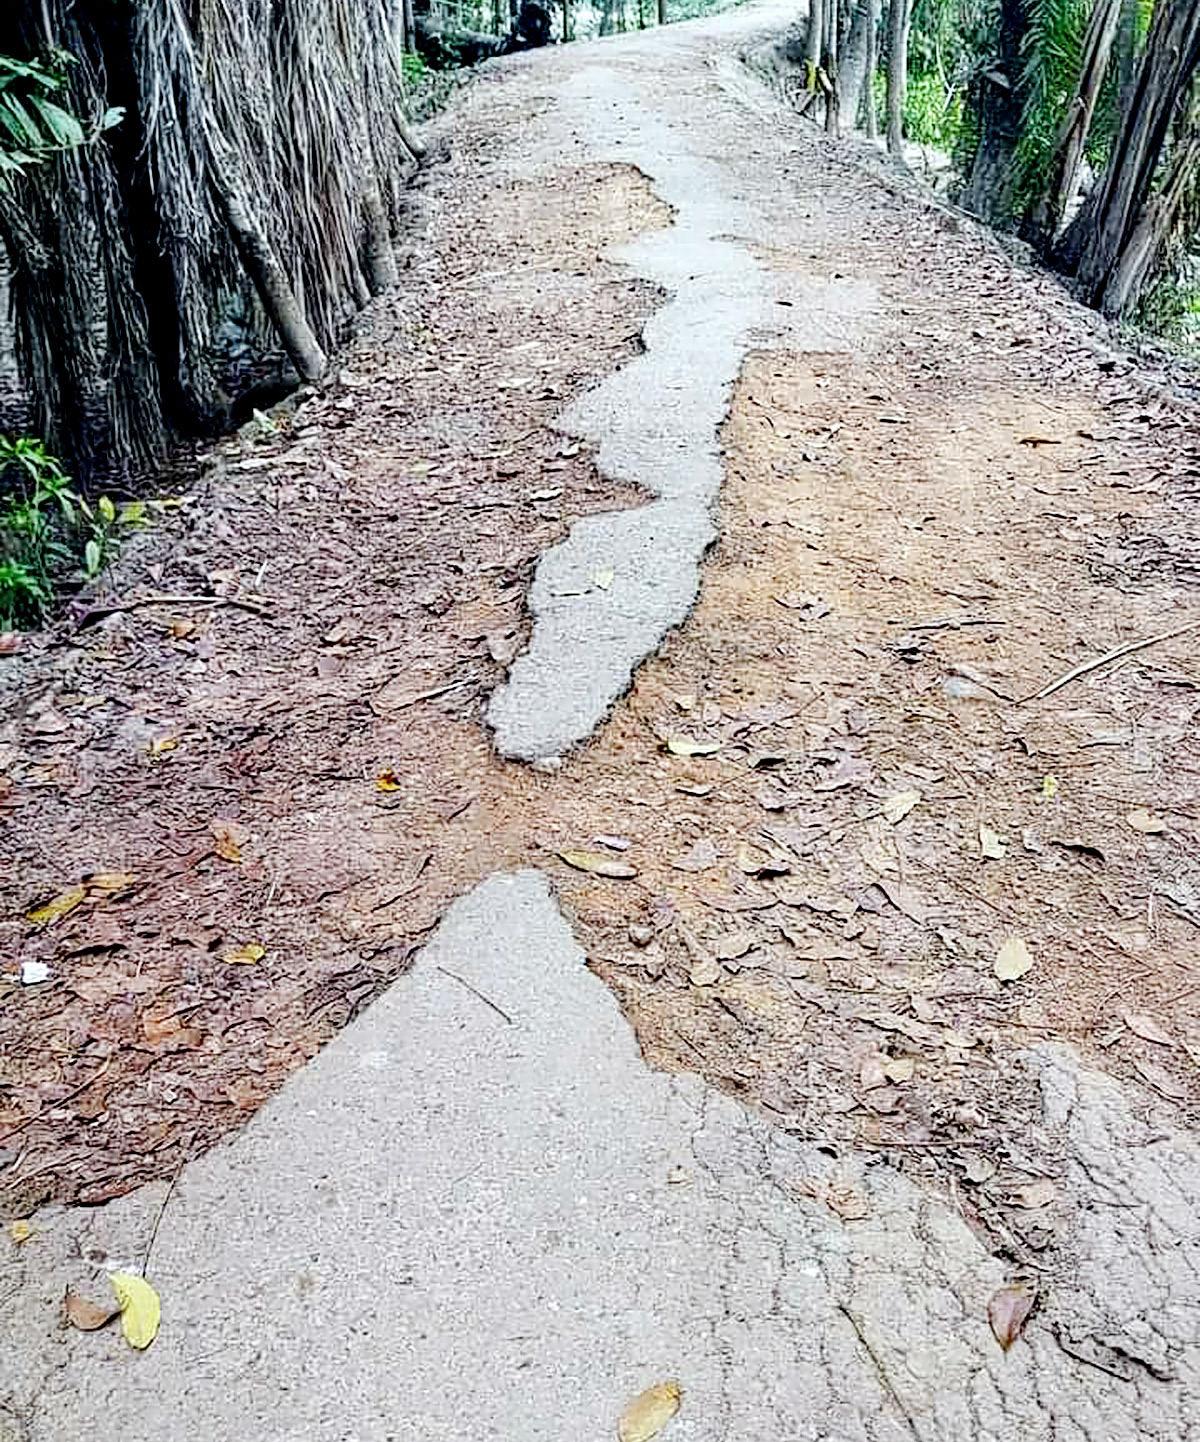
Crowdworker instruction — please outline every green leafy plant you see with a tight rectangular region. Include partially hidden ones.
[0,50,122,180]
[0,436,126,629]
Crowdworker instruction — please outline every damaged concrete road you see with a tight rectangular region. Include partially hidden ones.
[6,0,1200,1437]
[5,873,1200,1440]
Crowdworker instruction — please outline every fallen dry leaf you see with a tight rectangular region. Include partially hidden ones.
[110,1272,160,1350]
[1134,1057,1186,1100]
[223,942,266,966]
[875,877,929,925]
[988,1282,1036,1351]
[882,789,921,825]
[994,936,1033,983]
[9,1220,33,1244]
[883,1057,915,1084]
[1011,1178,1056,1209]
[85,872,137,896]
[671,838,720,873]
[860,1054,888,1090]
[1041,774,1059,800]
[147,736,179,759]
[210,820,243,864]
[1127,809,1166,835]
[688,956,722,987]
[592,567,615,590]
[63,1288,120,1332]
[979,825,1007,860]
[960,1153,997,1185]
[664,736,721,758]
[558,850,638,880]
[1122,1011,1175,1048]
[618,1380,682,1442]
[25,885,87,929]
[376,769,403,793]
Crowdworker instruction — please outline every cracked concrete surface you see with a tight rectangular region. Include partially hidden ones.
[485,60,874,762]
[6,871,1200,1439]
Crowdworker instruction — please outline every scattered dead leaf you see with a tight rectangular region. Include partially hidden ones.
[376,769,403,793]
[559,850,638,880]
[664,736,721,758]
[618,1381,682,1442]
[147,736,179,759]
[688,956,722,986]
[210,820,244,864]
[1134,1057,1186,1099]
[110,1272,160,1350]
[979,825,1007,860]
[1127,809,1166,834]
[1011,1178,1056,1209]
[994,936,1033,983]
[223,942,266,966]
[1122,1011,1175,1048]
[86,872,137,896]
[988,1282,1036,1351]
[882,789,921,824]
[883,1057,915,1084]
[25,885,87,929]
[9,1220,33,1244]
[63,1288,120,1332]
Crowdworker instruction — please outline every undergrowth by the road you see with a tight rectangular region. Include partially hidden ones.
[0,436,138,630]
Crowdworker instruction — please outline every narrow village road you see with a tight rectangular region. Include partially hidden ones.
[4,4,1200,1438]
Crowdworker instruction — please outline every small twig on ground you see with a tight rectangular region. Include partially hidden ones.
[435,965,514,1024]
[76,592,273,629]
[141,1155,186,1276]
[1024,619,1200,703]
[836,1304,921,1440]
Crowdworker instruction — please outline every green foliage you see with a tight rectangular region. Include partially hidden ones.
[0,50,122,180]
[1137,270,1200,351]
[0,437,128,629]
[1013,0,1093,209]
[906,70,968,148]
[401,51,428,87]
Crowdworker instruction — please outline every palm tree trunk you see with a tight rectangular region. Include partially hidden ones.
[823,0,841,134]
[885,0,911,158]
[864,0,879,136]
[1099,128,1200,315]
[960,0,1028,221]
[1028,0,1123,247]
[1062,0,1200,305]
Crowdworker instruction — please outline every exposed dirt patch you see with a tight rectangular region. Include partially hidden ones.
[0,155,669,1212]
[5,35,1200,1268]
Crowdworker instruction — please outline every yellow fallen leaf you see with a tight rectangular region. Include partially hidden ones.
[618,1380,682,1442]
[1127,809,1166,834]
[86,871,138,895]
[882,789,921,824]
[979,825,1007,860]
[665,736,721,757]
[110,1272,160,1350]
[25,885,87,928]
[558,849,638,880]
[223,942,265,965]
[210,821,243,864]
[592,567,615,590]
[9,1220,33,1244]
[147,736,179,758]
[995,936,1033,983]
[376,769,403,792]
[1041,774,1059,800]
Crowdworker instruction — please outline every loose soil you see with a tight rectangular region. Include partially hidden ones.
[3,35,1200,1270]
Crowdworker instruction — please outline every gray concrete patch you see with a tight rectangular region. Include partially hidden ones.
[5,870,1200,1440]
[485,64,876,762]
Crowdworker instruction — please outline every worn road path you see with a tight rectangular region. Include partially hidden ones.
[6,4,1200,1438]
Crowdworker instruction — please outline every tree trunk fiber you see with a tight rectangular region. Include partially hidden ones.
[1062,0,1200,307]
[864,0,879,136]
[210,155,328,383]
[839,0,872,130]
[959,0,1028,221]
[362,187,399,294]
[657,0,666,23]
[805,0,824,77]
[403,0,417,49]
[823,0,841,134]
[1028,0,1123,246]
[1099,130,1200,314]
[885,0,911,158]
